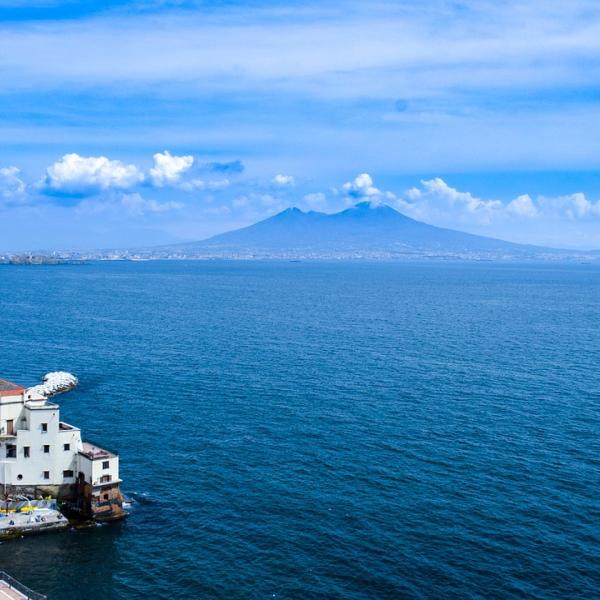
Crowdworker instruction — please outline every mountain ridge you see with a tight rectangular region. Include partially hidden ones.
[155,200,559,258]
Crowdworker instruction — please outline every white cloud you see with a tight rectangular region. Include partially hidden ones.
[179,179,206,192]
[272,174,295,187]
[77,192,182,216]
[0,166,26,202]
[149,151,230,192]
[402,178,502,225]
[149,151,194,187]
[180,178,230,192]
[3,3,600,182]
[386,177,600,248]
[537,192,600,220]
[342,173,382,199]
[3,2,600,104]
[507,194,538,218]
[120,192,182,216]
[43,153,143,194]
[399,178,600,226]
[410,178,502,214]
[207,178,230,190]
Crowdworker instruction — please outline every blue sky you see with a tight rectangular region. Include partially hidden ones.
[2,0,600,250]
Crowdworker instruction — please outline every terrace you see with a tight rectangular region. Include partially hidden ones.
[79,441,116,460]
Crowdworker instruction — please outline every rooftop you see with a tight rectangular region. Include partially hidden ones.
[0,379,25,397]
[80,441,116,460]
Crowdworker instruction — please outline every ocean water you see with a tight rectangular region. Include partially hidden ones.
[0,260,598,599]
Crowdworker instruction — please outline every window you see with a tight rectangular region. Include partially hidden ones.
[43,471,50,480]
[103,493,109,500]
[63,470,74,478]
[102,460,110,469]
[100,474,112,483]
[43,445,50,453]
[23,446,30,458]
[6,445,16,458]
[17,474,23,481]
[41,423,48,432]
[63,443,70,451]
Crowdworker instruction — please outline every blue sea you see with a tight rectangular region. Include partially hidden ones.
[0,261,598,599]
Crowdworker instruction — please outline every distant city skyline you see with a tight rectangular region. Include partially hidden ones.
[2,1,600,250]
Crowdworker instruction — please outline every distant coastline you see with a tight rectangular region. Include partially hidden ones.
[3,202,599,264]
[2,252,599,264]
[0,255,86,266]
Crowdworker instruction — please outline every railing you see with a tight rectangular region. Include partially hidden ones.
[0,571,47,600]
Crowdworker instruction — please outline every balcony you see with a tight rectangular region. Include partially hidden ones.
[92,477,122,487]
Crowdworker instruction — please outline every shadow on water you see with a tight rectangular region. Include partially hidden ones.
[0,521,126,599]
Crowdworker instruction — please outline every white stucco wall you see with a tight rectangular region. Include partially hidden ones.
[79,451,120,488]
[0,390,111,489]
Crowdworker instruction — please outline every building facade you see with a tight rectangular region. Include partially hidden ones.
[0,378,124,521]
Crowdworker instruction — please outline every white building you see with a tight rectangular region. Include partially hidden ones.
[0,378,124,521]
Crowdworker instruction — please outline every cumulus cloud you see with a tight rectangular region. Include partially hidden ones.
[538,192,600,220]
[507,194,538,218]
[342,173,381,199]
[148,151,232,192]
[403,177,502,225]
[43,153,143,195]
[386,177,600,249]
[398,178,600,226]
[32,150,239,202]
[0,166,26,202]
[340,173,397,208]
[148,151,193,187]
[327,173,600,241]
[272,174,295,187]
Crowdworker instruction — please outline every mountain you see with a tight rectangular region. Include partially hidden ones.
[153,201,561,259]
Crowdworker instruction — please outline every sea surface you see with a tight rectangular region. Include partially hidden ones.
[0,260,598,599]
